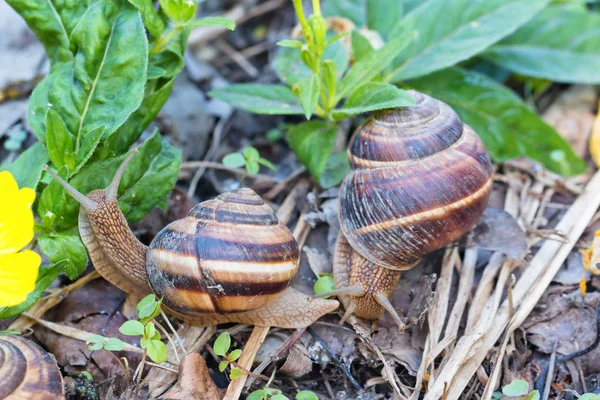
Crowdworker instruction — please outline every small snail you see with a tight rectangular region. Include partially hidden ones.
[316,91,493,328]
[45,153,337,329]
[0,335,64,399]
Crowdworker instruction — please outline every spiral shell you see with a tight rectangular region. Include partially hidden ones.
[146,188,300,316]
[339,91,493,269]
[0,335,64,400]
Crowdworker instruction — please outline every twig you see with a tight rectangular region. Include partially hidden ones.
[146,361,178,373]
[543,341,558,400]
[160,310,185,353]
[307,326,361,391]
[154,320,181,363]
[216,39,258,77]
[135,349,147,397]
[263,167,306,200]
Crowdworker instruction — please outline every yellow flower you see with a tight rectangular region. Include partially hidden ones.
[0,171,41,307]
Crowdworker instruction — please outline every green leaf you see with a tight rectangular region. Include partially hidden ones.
[247,390,267,400]
[94,78,175,160]
[337,33,411,101]
[105,338,125,351]
[219,361,229,372]
[159,0,195,22]
[366,0,403,40]
[386,0,550,82]
[128,0,165,37]
[579,395,600,400]
[243,147,260,162]
[76,126,105,174]
[287,121,337,184]
[228,349,242,362]
[277,40,304,49]
[38,232,87,280]
[502,379,529,397]
[223,153,246,168]
[119,320,145,336]
[272,394,289,400]
[183,17,235,30]
[323,0,366,26]
[145,322,158,340]
[137,294,157,311]
[4,0,91,64]
[257,158,276,171]
[147,339,168,363]
[296,391,319,400]
[526,390,540,400]
[37,166,68,230]
[0,262,64,319]
[86,334,105,351]
[213,332,231,356]
[320,151,350,189]
[274,38,348,87]
[484,5,600,84]
[332,83,415,120]
[407,67,587,176]
[324,32,350,48]
[246,161,260,175]
[229,367,243,380]
[351,30,374,63]
[313,276,335,298]
[80,371,93,381]
[209,84,304,115]
[0,330,20,335]
[0,142,49,189]
[137,294,162,323]
[28,1,148,149]
[45,110,75,171]
[297,74,321,119]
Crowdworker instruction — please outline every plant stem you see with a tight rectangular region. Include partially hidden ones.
[105,350,128,375]
[154,320,181,363]
[231,362,270,381]
[160,311,185,353]
[135,349,147,397]
[292,0,310,41]
[150,25,181,55]
[312,0,321,16]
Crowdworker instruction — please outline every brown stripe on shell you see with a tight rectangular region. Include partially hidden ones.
[0,335,64,400]
[161,288,283,315]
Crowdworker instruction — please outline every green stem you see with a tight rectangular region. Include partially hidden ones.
[150,25,181,55]
[292,0,311,41]
[312,0,321,16]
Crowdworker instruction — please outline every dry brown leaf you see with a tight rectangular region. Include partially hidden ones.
[470,207,527,260]
[160,353,222,400]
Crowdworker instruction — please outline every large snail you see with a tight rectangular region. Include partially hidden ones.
[0,335,64,399]
[315,91,493,328]
[44,153,338,329]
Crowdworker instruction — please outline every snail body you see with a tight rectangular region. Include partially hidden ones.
[0,335,64,400]
[46,153,337,329]
[318,91,493,328]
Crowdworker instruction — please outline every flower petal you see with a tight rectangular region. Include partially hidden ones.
[0,171,36,254]
[0,250,41,307]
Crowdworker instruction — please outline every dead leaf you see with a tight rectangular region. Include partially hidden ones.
[470,207,528,260]
[160,353,222,400]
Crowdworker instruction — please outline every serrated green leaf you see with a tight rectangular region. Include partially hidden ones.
[105,338,125,351]
[147,339,168,363]
[277,40,304,49]
[297,74,321,120]
[386,0,550,82]
[38,232,87,280]
[219,360,229,372]
[351,30,374,63]
[296,390,318,400]
[128,0,165,37]
[120,320,145,336]
[0,142,49,189]
[86,334,105,351]
[287,121,337,184]
[183,17,235,30]
[229,367,243,380]
[223,153,246,168]
[45,110,75,171]
[209,84,304,115]
[484,5,600,83]
[502,379,529,397]
[408,67,587,176]
[228,349,242,361]
[337,33,410,101]
[28,1,148,149]
[273,38,348,87]
[332,82,415,120]
[0,262,65,319]
[213,332,231,356]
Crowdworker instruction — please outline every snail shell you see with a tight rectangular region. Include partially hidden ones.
[0,335,64,400]
[340,90,493,270]
[146,188,300,316]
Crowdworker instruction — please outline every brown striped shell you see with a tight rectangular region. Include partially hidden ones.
[340,91,493,270]
[146,188,300,316]
[0,335,64,400]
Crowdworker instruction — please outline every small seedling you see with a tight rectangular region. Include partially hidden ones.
[313,274,335,298]
[86,335,125,352]
[213,332,244,380]
[247,388,319,400]
[223,146,276,176]
[119,297,168,364]
[79,371,93,381]
[500,379,539,400]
